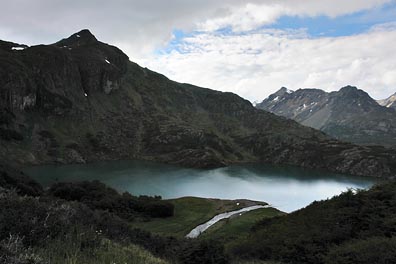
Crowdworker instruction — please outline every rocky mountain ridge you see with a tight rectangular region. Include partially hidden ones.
[378,92,396,110]
[256,86,396,147]
[1,30,396,178]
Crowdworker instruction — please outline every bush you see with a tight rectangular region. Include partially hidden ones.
[0,190,65,247]
[0,182,227,264]
[0,128,23,141]
[178,239,228,264]
[230,182,396,264]
[143,201,174,218]
[324,237,396,264]
[0,235,44,264]
[0,164,43,196]
[48,181,174,221]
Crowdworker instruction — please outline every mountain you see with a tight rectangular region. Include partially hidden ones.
[378,92,396,110]
[256,86,396,147]
[1,30,396,178]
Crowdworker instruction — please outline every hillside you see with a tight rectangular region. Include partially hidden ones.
[230,180,396,264]
[1,30,396,178]
[256,86,396,147]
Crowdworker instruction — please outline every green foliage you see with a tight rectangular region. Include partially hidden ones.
[0,108,15,126]
[48,180,174,220]
[324,237,396,264]
[0,235,44,264]
[0,128,23,141]
[35,231,168,264]
[230,183,396,264]
[0,184,228,264]
[178,239,228,264]
[0,164,43,196]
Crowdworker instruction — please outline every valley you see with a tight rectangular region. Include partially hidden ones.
[1,28,396,264]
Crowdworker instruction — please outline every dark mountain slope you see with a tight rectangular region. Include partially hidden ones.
[257,86,396,146]
[1,30,396,177]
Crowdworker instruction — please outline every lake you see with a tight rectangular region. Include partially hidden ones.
[24,160,377,213]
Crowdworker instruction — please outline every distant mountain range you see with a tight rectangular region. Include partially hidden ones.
[256,86,396,147]
[1,30,396,178]
[378,92,396,110]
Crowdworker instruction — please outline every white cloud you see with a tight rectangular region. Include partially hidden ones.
[0,0,391,58]
[142,27,396,101]
[197,0,391,32]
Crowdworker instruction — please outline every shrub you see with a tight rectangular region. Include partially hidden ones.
[0,128,23,141]
[48,181,174,221]
[324,237,396,264]
[230,182,396,264]
[0,164,43,196]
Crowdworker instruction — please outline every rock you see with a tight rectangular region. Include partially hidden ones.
[256,86,396,147]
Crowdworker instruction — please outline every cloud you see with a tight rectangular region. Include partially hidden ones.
[0,0,391,59]
[142,26,396,101]
[197,0,392,32]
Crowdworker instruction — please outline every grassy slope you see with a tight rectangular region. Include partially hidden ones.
[132,197,268,238]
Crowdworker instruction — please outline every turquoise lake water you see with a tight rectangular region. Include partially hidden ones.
[24,160,377,212]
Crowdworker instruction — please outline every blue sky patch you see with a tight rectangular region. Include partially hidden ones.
[159,1,396,55]
[270,1,396,37]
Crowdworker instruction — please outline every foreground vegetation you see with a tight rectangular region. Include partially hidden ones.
[230,182,396,264]
[49,180,174,220]
[0,164,228,264]
[2,162,396,264]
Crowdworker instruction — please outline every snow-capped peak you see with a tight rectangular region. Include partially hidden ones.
[11,47,25,51]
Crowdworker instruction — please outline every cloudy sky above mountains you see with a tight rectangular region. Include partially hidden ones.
[1,0,396,101]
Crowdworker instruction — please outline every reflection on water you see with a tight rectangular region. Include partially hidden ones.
[24,160,377,213]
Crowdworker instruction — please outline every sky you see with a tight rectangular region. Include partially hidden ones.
[1,0,396,102]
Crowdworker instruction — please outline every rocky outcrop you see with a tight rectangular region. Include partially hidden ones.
[257,86,396,147]
[1,30,396,178]
[378,92,396,110]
